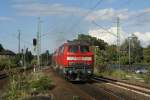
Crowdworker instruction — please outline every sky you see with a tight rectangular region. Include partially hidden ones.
[0,0,150,53]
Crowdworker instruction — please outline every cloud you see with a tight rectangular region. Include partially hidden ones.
[133,32,150,47]
[12,3,87,16]
[85,8,130,21]
[12,0,38,3]
[89,27,127,45]
[12,0,150,28]
[0,17,14,21]
[89,27,150,47]
[125,8,150,27]
[85,7,150,27]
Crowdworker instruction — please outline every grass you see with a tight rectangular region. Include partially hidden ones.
[2,70,54,100]
[30,75,53,92]
[97,69,150,84]
[97,70,127,80]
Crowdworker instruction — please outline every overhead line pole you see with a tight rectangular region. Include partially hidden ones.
[92,18,121,69]
[129,37,131,67]
[37,17,42,69]
[117,17,121,70]
[18,30,21,54]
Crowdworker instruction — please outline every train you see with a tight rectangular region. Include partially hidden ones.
[52,40,94,81]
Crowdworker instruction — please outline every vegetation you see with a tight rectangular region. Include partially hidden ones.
[0,58,17,70]
[121,35,143,64]
[75,34,145,65]
[24,48,34,65]
[75,34,108,50]
[0,44,54,99]
[106,45,117,64]
[75,34,150,83]
[144,64,150,83]
[30,75,53,92]
[0,44,4,52]
[3,71,53,100]
[98,70,127,80]
[144,45,150,63]
[41,50,52,66]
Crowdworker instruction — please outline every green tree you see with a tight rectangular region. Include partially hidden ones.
[41,50,52,66]
[120,56,129,65]
[144,45,150,63]
[12,53,22,67]
[0,44,4,52]
[121,35,143,64]
[95,47,107,73]
[76,34,108,50]
[25,48,33,65]
[106,45,117,64]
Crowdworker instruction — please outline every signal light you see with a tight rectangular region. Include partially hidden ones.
[33,38,37,46]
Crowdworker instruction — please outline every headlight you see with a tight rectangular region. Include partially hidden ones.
[87,70,92,74]
[69,70,73,74]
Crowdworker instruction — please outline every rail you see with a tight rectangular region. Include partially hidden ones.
[92,76,150,98]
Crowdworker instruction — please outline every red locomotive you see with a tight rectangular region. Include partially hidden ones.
[52,40,94,81]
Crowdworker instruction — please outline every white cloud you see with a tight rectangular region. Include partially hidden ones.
[89,27,127,45]
[85,7,150,26]
[0,17,14,21]
[89,27,150,47]
[12,3,86,16]
[11,0,150,28]
[12,0,37,3]
[85,8,129,21]
[133,32,150,47]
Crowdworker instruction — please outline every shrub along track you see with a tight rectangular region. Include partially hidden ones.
[91,76,150,100]
[0,67,33,98]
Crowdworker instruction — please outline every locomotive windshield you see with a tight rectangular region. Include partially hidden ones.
[69,45,78,53]
[69,45,89,53]
[80,45,89,52]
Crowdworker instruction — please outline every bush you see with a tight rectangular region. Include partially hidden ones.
[3,71,54,99]
[0,60,11,70]
[0,60,7,70]
[0,58,18,71]
[144,66,150,83]
[30,76,52,92]
[111,70,127,79]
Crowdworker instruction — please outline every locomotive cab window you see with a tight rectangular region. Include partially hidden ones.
[68,45,78,53]
[80,45,89,52]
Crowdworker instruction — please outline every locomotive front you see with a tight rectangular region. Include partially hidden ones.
[63,41,94,81]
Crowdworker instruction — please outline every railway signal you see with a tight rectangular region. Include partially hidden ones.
[33,38,37,46]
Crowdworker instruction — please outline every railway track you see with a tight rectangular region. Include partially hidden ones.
[0,67,33,80]
[0,72,8,80]
[76,82,125,100]
[92,76,150,98]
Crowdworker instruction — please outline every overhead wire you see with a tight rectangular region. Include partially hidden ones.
[40,1,89,38]
[66,0,104,34]
[120,0,150,27]
[10,33,33,46]
[92,21,117,37]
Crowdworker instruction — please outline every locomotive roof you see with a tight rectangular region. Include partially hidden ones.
[66,40,90,46]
